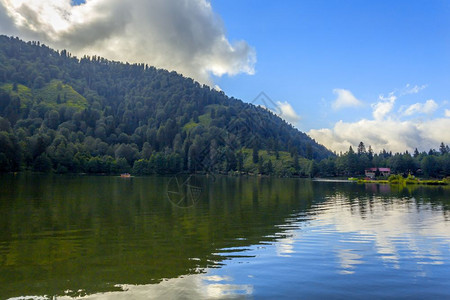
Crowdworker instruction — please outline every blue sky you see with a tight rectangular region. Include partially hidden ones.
[211,0,450,129]
[0,0,449,152]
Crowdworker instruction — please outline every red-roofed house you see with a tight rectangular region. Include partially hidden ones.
[365,167,391,179]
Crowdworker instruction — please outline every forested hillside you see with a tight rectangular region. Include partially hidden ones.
[0,35,332,175]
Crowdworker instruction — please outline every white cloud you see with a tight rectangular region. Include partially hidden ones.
[311,88,448,153]
[276,101,301,124]
[402,99,438,116]
[401,84,427,95]
[309,117,450,153]
[332,89,363,110]
[0,0,256,85]
[444,109,450,118]
[372,93,397,120]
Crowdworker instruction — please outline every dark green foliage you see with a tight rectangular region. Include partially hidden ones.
[306,160,318,178]
[0,35,332,174]
[440,142,448,155]
[0,131,21,171]
[265,159,273,174]
[293,152,299,171]
[357,141,366,155]
[421,156,438,178]
[236,151,244,171]
[252,144,259,164]
[33,153,52,172]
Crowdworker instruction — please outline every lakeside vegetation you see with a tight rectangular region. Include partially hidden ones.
[352,174,450,186]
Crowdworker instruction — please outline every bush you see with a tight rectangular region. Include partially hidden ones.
[404,174,418,185]
[388,174,403,184]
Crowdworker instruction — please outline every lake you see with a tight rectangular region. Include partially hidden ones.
[1,174,449,299]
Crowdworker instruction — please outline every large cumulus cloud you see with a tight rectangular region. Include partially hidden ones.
[308,118,450,154]
[309,87,450,153]
[0,0,256,85]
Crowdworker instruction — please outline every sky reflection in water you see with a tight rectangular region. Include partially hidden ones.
[60,190,450,299]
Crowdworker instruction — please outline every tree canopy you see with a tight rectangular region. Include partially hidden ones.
[0,35,332,175]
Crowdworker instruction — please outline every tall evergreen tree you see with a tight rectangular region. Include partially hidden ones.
[439,142,448,155]
[357,142,366,155]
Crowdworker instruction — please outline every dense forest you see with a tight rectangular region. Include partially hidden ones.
[0,35,332,176]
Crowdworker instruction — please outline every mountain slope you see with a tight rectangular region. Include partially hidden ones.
[0,35,332,174]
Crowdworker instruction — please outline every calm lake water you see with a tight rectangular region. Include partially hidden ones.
[1,174,449,299]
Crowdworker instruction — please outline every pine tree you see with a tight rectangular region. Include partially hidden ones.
[439,142,447,155]
[357,141,366,155]
[293,152,299,171]
[237,151,244,171]
[252,142,259,164]
[368,145,373,161]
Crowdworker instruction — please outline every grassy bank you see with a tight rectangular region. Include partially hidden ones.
[354,175,449,186]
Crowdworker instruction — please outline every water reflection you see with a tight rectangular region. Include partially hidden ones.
[1,175,449,299]
[315,193,450,272]
[56,274,252,300]
[268,188,450,280]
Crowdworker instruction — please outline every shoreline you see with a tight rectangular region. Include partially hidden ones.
[2,171,449,186]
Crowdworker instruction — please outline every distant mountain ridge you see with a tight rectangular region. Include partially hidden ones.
[0,35,332,175]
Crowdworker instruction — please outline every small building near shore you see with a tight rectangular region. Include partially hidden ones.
[365,167,391,179]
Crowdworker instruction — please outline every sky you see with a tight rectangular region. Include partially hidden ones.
[0,0,449,153]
